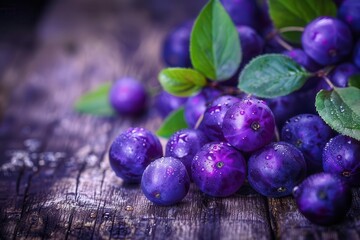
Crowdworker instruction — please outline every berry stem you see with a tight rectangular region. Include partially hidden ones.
[274,35,293,51]
[323,76,335,89]
[206,81,242,96]
[279,26,305,33]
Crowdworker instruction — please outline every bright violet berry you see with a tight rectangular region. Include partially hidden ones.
[155,90,187,118]
[192,142,247,197]
[302,17,353,66]
[162,21,192,68]
[281,114,333,174]
[323,135,360,187]
[109,127,163,183]
[338,0,360,35]
[198,95,240,142]
[141,157,190,206]
[109,77,148,115]
[165,129,208,179]
[222,98,275,152]
[248,142,307,198]
[293,173,352,226]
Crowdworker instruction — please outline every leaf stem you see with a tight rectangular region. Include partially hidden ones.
[279,26,305,33]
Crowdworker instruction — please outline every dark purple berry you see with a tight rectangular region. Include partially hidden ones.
[109,127,163,183]
[281,114,333,174]
[302,17,353,66]
[266,89,317,129]
[222,98,275,152]
[293,173,352,226]
[248,142,307,197]
[283,48,321,73]
[109,77,148,115]
[338,0,360,35]
[184,87,222,128]
[155,90,187,118]
[141,157,190,205]
[165,129,208,179]
[192,142,247,197]
[316,62,359,91]
[237,26,264,65]
[353,39,360,69]
[162,21,192,68]
[323,135,360,187]
[220,0,260,30]
[198,95,240,142]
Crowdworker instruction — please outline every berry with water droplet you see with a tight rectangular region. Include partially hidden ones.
[323,135,360,186]
[109,127,163,183]
[141,157,190,205]
[165,129,208,179]
[222,98,275,152]
[281,114,333,174]
[248,142,307,198]
[191,142,246,197]
[198,95,240,141]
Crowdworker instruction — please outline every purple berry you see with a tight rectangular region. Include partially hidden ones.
[293,173,352,226]
[184,87,222,128]
[266,90,317,129]
[353,39,360,69]
[165,129,208,179]
[281,114,333,174]
[162,21,192,68]
[338,0,360,35]
[316,62,359,91]
[220,0,260,30]
[109,127,163,183]
[155,90,187,118]
[283,48,322,73]
[141,157,190,205]
[192,142,247,197]
[237,26,264,65]
[222,98,275,152]
[109,77,148,115]
[302,17,353,66]
[248,142,307,198]
[323,135,360,187]
[198,95,240,142]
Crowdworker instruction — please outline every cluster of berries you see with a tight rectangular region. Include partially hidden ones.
[108,0,360,226]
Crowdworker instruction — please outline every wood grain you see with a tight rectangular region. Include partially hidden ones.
[0,0,359,240]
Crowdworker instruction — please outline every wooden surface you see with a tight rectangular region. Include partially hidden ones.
[0,0,359,239]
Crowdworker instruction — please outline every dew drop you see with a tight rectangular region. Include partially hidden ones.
[277,187,286,193]
[342,171,351,177]
[125,205,134,211]
[337,155,342,160]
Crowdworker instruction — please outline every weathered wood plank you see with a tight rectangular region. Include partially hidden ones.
[0,1,273,239]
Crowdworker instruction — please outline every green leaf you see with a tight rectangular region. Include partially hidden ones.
[74,83,115,116]
[156,107,188,138]
[349,74,360,89]
[190,0,241,81]
[158,68,207,97]
[238,54,310,98]
[316,87,360,141]
[269,0,337,43]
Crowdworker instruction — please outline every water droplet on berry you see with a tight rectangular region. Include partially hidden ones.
[240,110,245,115]
[337,155,342,160]
[125,205,134,211]
[342,171,351,177]
[265,155,271,160]
[277,187,286,193]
